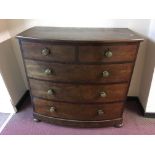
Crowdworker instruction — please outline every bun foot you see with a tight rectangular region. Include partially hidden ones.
[33,118,40,122]
[114,122,123,128]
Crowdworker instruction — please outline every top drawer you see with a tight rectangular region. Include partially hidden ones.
[20,41,75,62]
[79,44,138,63]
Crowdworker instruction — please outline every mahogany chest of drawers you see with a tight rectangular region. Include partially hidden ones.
[17,27,143,127]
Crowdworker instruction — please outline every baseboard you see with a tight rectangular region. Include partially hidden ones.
[143,113,155,118]
[15,92,155,118]
[127,96,145,116]
[16,90,30,111]
[127,96,155,118]
[127,96,140,102]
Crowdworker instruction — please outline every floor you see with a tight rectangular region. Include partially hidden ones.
[0,112,11,133]
[1,96,155,135]
[0,113,10,127]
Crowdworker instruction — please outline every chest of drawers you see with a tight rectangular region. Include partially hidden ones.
[17,27,143,127]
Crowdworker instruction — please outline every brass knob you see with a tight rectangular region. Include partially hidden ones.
[100,91,107,97]
[41,48,50,56]
[98,109,104,115]
[102,71,109,77]
[50,107,56,113]
[47,89,54,95]
[105,50,112,58]
[44,68,52,75]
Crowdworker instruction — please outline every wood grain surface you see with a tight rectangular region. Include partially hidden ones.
[29,79,128,103]
[17,27,143,43]
[33,97,124,121]
[25,59,133,83]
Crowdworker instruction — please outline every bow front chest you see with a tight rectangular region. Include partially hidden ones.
[17,27,143,127]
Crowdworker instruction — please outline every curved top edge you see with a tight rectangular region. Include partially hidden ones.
[16,26,144,43]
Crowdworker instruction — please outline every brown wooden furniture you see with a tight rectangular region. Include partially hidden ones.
[17,27,143,128]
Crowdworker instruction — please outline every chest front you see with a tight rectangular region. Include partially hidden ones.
[17,27,143,127]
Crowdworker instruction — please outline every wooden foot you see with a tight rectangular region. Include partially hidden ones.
[33,118,40,122]
[114,122,123,128]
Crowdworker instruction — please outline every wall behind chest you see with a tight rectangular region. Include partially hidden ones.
[0,20,26,112]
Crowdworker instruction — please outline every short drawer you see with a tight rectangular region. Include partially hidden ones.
[21,41,75,62]
[25,59,133,83]
[33,97,124,121]
[79,44,138,63]
[30,79,128,103]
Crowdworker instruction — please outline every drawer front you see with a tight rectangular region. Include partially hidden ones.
[79,44,138,63]
[33,97,123,121]
[21,41,75,62]
[26,60,133,83]
[30,79,128,103]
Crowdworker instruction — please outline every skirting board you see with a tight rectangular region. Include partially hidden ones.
[16,90,30,111]
[15,91,155,118]
[127,96,155,118]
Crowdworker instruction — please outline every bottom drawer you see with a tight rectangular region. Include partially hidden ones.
[33,97,124,121]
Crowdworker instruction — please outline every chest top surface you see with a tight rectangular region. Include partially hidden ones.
[16,27,143,43]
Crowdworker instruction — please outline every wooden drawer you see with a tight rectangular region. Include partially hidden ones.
[21,41,75,62]
[79,44,138,63]
[33,97,123,121]
[30,79,128,103]
[25,59,133,83]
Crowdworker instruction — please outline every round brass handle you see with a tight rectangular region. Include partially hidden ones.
[50,107,56,113]
[98,109,104,115]
[104,50,112,58]
[41,48,50,56]
[100,91,107,97]
[44,68,52,75]
[102,71,109,77]
[47,89,55,95]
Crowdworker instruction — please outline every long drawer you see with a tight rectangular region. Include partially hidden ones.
[29,79,128,103]
[79,44,137,63]
[33,97,124,121]
[25,59,133,83]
